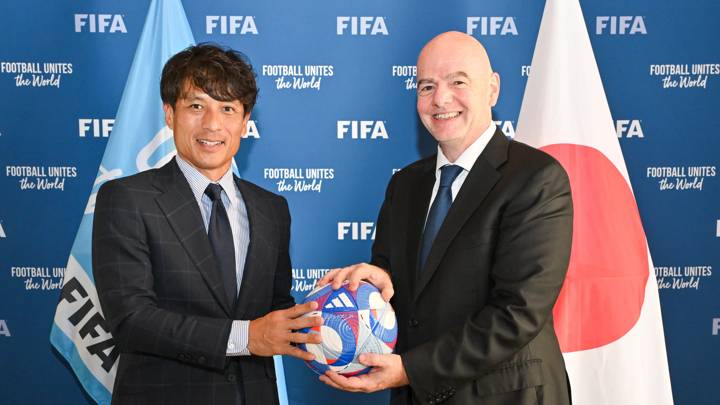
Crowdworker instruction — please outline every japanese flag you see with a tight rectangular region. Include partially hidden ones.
[515,0,674,403]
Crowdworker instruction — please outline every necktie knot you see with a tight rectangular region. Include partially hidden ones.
[205,183,224,202]
[439,165,463,188]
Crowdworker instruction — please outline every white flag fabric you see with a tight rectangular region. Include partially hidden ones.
[515,0,674,404]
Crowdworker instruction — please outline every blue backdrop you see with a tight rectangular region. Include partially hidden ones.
[1,1,718,404]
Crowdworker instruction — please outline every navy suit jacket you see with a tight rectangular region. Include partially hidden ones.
[93,158,294,405]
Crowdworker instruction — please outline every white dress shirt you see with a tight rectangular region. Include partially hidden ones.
[426,123,497,221]
[176,155,251,356]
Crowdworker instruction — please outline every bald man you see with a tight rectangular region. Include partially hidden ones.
[319,32,573,405]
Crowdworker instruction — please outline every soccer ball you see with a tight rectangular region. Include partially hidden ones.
[299,281,398,376]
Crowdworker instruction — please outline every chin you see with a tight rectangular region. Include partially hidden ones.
[429,130,459,143]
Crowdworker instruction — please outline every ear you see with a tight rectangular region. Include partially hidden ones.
[488,72,500,107]
[240,110,251,135]
[163,103,174,128]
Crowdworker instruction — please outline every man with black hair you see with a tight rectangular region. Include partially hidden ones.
[93,43,320,405]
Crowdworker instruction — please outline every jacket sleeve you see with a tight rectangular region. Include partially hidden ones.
[370,174,396,272]
[92,180,232,371]
[401,161,573,401]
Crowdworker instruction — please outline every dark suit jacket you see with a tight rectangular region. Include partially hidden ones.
[371,128,573,405]
[93,158,294,405]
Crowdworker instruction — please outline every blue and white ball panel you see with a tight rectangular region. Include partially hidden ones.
[303,283,333,305]
[358,287,398,346]
[356,312,393,355]
[354,282,377,310]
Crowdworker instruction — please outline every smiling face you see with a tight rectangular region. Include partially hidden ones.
[164,84,249,181]
[416,32,500,161]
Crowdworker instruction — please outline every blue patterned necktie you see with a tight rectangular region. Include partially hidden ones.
[205,183,237,306]
[418,164,464,274]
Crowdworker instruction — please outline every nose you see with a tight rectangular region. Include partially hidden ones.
[432,83,452,108]
[202,106,222,132]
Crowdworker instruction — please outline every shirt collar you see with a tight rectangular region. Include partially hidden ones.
[435,122,497,174]
[176,155,237,207]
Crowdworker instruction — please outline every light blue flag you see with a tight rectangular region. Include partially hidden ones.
[50,1,290,402]
[50,1,194,403]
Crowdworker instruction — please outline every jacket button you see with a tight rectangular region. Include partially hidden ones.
[227,374,237,382]
[408,318,419,327]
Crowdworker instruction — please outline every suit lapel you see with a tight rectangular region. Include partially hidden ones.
[413,128,509,302]
[153,159,233,316]
[233,178,274,319]
[404,160,436,296]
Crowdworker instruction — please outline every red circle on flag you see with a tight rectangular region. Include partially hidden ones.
[541,144,648,352]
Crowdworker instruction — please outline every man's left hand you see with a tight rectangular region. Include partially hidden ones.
[319,353,409,393]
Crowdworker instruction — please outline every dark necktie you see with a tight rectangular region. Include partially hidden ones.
[205,183,237,306]
[418,164,463,273]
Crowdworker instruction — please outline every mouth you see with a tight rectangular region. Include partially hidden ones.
[197,139,224,147]
[432,111,461,120]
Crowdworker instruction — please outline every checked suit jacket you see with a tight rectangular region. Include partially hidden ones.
[371,128,573,405]
[92,158,294,405]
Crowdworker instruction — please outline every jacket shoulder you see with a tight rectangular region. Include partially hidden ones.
[506,139,566,172]
[237,178,285,202]
[236,178,290,220]
[96,166,165,198]
[392,155,435,182]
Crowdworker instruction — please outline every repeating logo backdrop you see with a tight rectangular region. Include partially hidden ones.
[1,1,718,404]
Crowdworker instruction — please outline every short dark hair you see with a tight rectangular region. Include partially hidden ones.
[160,43,258,113]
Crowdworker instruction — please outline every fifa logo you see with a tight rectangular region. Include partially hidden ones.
[0,320,10,337]
[338,222,376,240]
[596,16,647,35]
[79,119,114,138]
[494,120,516,138]
[337,121,388,140]
[336,17,388,35]
[74,14,127,33]
[206,16,258,35]
[616,120,644,138]
[466,17,518,36]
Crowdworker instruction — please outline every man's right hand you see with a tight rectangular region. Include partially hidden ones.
[318,263,394,302]
[248,301,323,361]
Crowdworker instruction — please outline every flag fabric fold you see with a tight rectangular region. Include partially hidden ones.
[515,0,674,404]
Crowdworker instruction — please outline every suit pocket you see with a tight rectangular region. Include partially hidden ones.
[474,359,544,396]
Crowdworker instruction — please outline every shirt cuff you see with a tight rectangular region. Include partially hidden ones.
[227,320,251,356]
